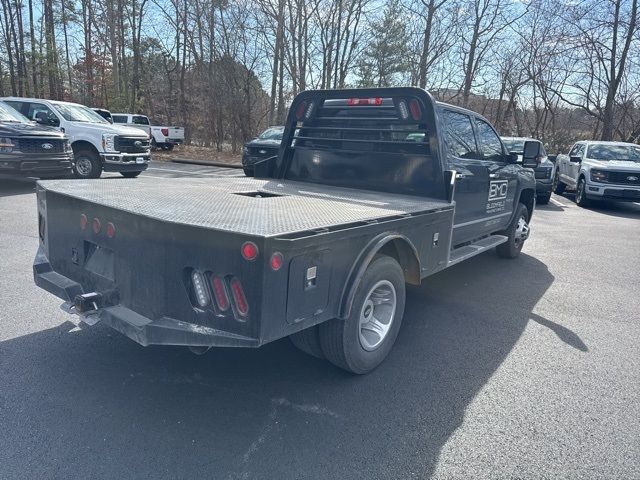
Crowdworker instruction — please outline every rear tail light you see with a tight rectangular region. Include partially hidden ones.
[161,128,169,137]
[210,275,230,311]
[92,218,101,234]
[347,97,383,106]
[80,214,88,230]
[106,222,116,238]
[241,241,258,261]
[270,252,284,271]
[191,270,209,307]
[230,277,249,317]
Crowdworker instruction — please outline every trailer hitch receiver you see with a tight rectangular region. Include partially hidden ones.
[74,292,103,313]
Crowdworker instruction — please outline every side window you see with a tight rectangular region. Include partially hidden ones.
[26,102,60,127]
[443,110,479,159]
[3,100,26,116]
[474,119,504,161]
[132,115,149,125]
[569,143,584,157]
[112,115,128,123]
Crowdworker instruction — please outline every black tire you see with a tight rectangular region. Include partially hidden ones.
[165,144,174,151]
[497,203,530,259]
[553,171,565,194]
[537,193,551,205]
[289,326,325,359]
[120,171,142,178]
[319,255,406,374]
[575,177,590,207]
[243,168,254,177]
[73,149,102,179]
[151,139,158,151]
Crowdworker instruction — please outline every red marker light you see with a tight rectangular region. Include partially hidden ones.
[92,218,101,234]
[295,101,307,120]
[347,97,383,106]
[241,242,258,261]
[80,214,88,230]
[106,222,116,238]
[270,252,284,271]
[161,128,169,137]
[409,99,422,120]
[230,278,249,316]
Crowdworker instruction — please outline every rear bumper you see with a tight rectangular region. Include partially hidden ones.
[33,247,257,348]
[535,179,553,194]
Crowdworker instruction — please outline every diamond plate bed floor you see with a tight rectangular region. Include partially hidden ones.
[39,177,451,237]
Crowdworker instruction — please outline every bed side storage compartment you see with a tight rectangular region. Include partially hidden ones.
[286,249,332,324]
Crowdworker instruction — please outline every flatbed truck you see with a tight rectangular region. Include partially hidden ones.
[33,88,540,373]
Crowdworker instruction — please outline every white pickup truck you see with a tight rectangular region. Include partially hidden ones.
[112,114,184,151]
[2,97,151,178]
[555,140,640,206]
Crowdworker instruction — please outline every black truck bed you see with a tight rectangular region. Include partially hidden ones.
[38,177,450,237]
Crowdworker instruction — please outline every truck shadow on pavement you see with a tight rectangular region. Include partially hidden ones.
[586,201,640,219]
[1,252,567,479]
[558,192,640,219]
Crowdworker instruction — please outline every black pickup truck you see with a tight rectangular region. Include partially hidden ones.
[0,101,73,178]
[34,88,539,373]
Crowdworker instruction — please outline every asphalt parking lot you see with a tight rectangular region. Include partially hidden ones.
[1,163,639,479]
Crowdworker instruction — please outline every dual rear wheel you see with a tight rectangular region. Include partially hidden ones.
[290,255,406,374]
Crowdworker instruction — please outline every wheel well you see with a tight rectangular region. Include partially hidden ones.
[339,235,421,319]
[519,188,535,220]
[71,140,99,156]
[378,239,421,285]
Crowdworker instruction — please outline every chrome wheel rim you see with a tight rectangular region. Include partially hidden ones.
[514,215,529,248]
[76,157,92,176]
[358,280,397,351]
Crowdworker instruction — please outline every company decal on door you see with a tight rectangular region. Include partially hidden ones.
[486,180,508,213]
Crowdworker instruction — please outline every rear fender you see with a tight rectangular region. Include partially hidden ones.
[338,233,420,320]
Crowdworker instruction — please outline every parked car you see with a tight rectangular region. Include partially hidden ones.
[242,126,284,176]
[502,137,555,204]
[2,97,151,179]
[92,108,113,123]
[111,113,184,151]
[0,101,73,179]
[33,87,539,374]
[555,140,640,206]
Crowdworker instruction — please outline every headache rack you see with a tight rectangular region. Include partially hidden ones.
[273,87,446,198]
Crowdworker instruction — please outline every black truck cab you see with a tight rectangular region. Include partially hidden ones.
[262,88,537,250]
[0,101,73,179]
[33,88,538,374]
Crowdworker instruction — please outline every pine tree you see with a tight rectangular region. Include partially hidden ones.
[357,0,410,87]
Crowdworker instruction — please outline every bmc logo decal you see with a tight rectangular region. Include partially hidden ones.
[488,180,508,201]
